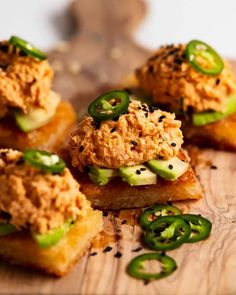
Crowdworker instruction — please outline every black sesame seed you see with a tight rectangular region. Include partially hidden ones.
[84,165,91,173]
[0,44,9,53]
[90,252,97,256]
[123,88,131,94]
[103,246,113,252]
[114,251,122,258]
[140,168,146,171]
[174,58,183,65]
[19,50,28,57]
[79,146,84,152]
[215,78,221,86]
[131,140,138,146]
[15,158,25,165]
[144,112,148,118]
[143,280,150,285]
[121,220,127,225]
[171,142,177,147]
[114,211,119,217]
[93,121,101,129]
[136,170,141,175]
[0,64,8,71]
[151,105,160,111]
[111,127,116,133]
[159,115,166,122]
[0,151,7,158]
[103,211,108,217]
[138,106,142,110]
[0,211,11,220]
[168,164,173,170]
[131,246,143,252]
[169,48,180,55]
[148,64,154,74]
[210,165,218,170]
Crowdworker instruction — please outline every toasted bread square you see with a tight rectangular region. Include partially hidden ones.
[182,113,236,151]
[0,101,76,153]
[73,150,203,210]
[0,208,103,277]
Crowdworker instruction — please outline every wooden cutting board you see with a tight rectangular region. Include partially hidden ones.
[0,1,235,294]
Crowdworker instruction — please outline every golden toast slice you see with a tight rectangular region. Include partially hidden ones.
[0,101,76,153]
[0,208,103,277]
[73,150,203,210]
[182,113,236,151]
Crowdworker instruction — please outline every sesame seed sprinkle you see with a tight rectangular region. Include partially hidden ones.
[131,140,138,146]
[159,115,166,122]
[79,146,84,152]
[103,246,113,253]
[114,251,122,258]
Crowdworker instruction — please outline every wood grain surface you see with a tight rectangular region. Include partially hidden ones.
[0,148,235,295]
[0,0,236,294]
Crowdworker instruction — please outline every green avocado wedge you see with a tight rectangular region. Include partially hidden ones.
[88,167,119,186]
[0,223,18,236]
[147,157,189,181]
[192,94,236,126]
[119,165,157,186]
[32,218,73,249]
[14,94,60,132]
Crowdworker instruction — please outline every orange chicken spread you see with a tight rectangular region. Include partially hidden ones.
[0,41,53,118]
[0,149,90,234]
[69,100,183,170]
[136,44,236,112]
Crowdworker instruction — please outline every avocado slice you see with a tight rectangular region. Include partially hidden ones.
[0,223,17,236]
[119,165,157,186]
[32,218,73,249]
[147,157,189,181]
[192,94,236,126]
[88,167,119,186]
[14,94,60,132]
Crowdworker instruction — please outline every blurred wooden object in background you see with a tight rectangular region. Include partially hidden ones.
[48,0,150,113]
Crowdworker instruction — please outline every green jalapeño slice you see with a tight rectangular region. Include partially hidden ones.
[88,90,129,121]
[140,205,182,230]
[144,216,191,251]
[185,40,224,75]
[179,214,212,243]
[9,35,47,60]
[127,253,177,281]
[23,149,65,173]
